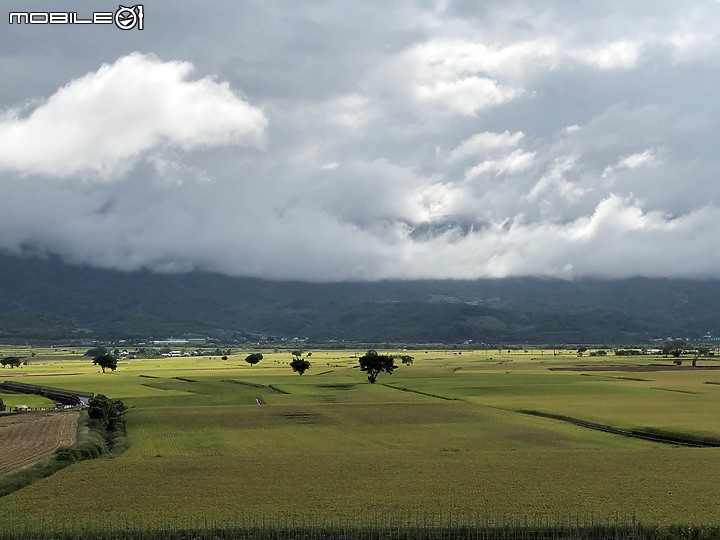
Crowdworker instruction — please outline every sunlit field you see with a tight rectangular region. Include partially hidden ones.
[1,347,720,531]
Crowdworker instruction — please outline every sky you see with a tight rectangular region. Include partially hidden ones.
[1,1,720,281]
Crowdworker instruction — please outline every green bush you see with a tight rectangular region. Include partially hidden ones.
[53,446,77,463]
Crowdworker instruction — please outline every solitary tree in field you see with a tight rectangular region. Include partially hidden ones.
[290,357,311,375]
[1,357,22,368]
[93,353,117,373]
[358,350,397,383]
[693,345,711,367]
[245,353,263,367]
[662,340,686,359]
[397,355,414,365]
[291,350,303,360]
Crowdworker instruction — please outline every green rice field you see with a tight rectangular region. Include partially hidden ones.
[1,348,719,531]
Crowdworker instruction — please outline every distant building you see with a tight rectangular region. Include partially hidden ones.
[161,351,190,357]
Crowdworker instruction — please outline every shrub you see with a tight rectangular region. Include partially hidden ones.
[53,446,77,463]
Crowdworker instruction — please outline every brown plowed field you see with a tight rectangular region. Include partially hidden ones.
[0,412,79,475]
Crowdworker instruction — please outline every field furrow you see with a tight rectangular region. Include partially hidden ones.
[0,412,79,475]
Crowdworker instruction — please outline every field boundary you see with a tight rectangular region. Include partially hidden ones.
[221,379,289,394]
[381,384,456,401]
[579,373,649,382]
[518,409,720,447]
[649,387,698,395]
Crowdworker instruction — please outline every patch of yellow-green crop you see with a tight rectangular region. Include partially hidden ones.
[0,392,55,409]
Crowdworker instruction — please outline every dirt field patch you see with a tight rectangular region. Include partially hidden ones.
[0,412,79,475]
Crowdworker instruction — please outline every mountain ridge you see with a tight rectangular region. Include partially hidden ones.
[0,252,718,344]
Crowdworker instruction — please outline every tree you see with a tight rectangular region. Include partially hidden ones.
[290,357,311,375]
[358,350,397,384]
[84,346,107,358]
[88,394,127,433]
[245,353,263,367]
[93,353,117,373]
[693,345,711,367]
[397,355,414,365]
[291,350,303,359]
[1,356,22,368]
[661,340,686,358]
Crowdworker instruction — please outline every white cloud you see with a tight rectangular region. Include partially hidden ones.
[326,94,372,128]
[376,34,652,118]
[448,131,525,162]
[602,148,664,180]
[409,182,461,221]
[465,150,536,179]
[617,148,662,169]
[570,40,642,69]
[406,39,559,80]
[374,39,549,117]
[414,77,522,116]
[527,155,586,203]
[0,53,267,180]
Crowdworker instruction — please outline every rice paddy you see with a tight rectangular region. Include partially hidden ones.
[1,348,719,532]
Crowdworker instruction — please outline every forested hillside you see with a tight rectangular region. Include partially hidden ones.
[1,252,718,343]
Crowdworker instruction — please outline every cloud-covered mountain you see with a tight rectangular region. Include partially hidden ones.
[2,1,720,280]
[1,253,720,344]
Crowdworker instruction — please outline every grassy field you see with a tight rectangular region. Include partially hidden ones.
[1,348,719,531]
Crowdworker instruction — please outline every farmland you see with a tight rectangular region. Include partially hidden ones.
[0,411,79,475]
[1,348,720,533]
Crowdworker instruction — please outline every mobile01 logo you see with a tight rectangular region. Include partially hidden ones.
[9,5,144,30]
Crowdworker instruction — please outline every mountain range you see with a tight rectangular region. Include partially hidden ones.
[0,252,718,345]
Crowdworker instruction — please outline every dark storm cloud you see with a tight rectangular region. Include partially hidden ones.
[1,1,720,279]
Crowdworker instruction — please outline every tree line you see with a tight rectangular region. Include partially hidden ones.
[90,349,415,383]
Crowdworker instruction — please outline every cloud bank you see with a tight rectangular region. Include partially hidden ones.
[1,1,720,280]
[0,53,266,179]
